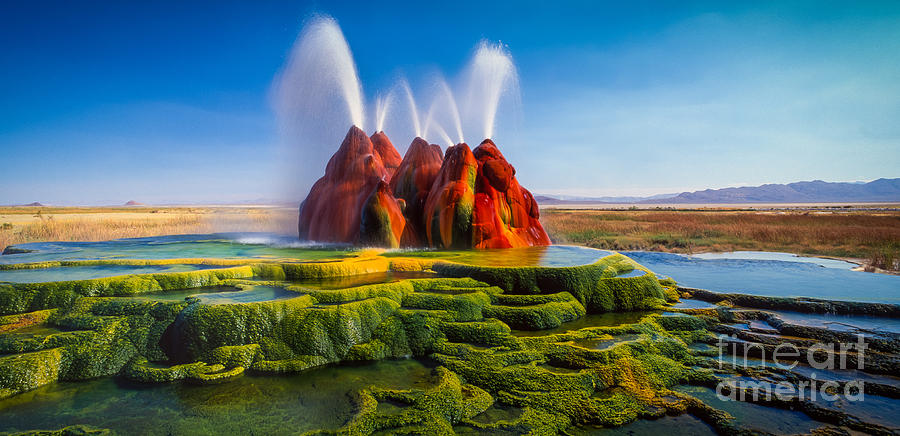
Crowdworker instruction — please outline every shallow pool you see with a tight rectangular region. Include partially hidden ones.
[625,251,900,304]
[127,285,300,304]
[757,308,900,334]
[0,264,214,283]
[673,385,822,434]
[2,234,612,268]
[387,244,612,267]
[0,358,436,435]
[512,312,657,337]
[689,251,857,269]
[0,233,351,264]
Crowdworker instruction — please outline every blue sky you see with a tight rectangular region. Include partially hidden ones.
[1,1,898,204]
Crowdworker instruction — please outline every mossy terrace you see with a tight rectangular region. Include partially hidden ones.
[1,248,898,435]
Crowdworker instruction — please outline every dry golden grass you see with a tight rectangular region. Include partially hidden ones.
[541,209,900,269]
[0,207,297,252]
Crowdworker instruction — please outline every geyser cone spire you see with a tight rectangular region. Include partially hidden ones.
[299,125,401,244]
[424,142,478,249]
[471,139,550,248]
[390,137,444,245]
[370,131,402,180]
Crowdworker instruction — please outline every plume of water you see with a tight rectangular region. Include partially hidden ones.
[272,15,367,200]
[422,103,453,147]
[461,41,520,139]
[274,16,365,129]
[436,76,464,144]
[399,77,422,138]
[375,93,393,133]
[429,123,454,148]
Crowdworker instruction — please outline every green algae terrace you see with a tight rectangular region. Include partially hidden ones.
[1,237,899,435]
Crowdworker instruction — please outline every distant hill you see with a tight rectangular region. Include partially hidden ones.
[124,200,144,206]
[646,178,900,203]
[20,202,44,207]
[536,178,900,205]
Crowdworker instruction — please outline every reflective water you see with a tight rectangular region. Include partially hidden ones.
[284,271,438,289]
[626,251,900,304]
[0,233,351,264]
[127,286,300,304]
[386,244,612,267]
[0,358,436,435]
[2,234,611,268]
[689,251,856,269]
[573,414,716,435]
[670,299,719,309]
[673,385,822,434]
[571,334,642,350]
[511,312,657,337]
[756,309,900,334]
[0,264,214,283]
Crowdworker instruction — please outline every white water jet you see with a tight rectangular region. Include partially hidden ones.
[436,76,464,144]
[274,16,365,129]
[461,41,520,139]
[399,77,422,138]
[375,93,393,133]
[423,104,453,147]
[272,15,367,199]
[429,123,454,148]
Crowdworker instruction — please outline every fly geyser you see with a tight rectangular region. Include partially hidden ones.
[298,126,550,249]
[279,16,544,248]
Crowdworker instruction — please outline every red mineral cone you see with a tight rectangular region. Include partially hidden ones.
[389,137,444,245]
[423,143,478,248]
[299,128,548,249]
[471,139,551,249]
[370,131,402,182]
[359,179,407,247]
[298,126,397,244]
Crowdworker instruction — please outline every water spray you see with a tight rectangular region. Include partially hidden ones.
[399,77,422,138]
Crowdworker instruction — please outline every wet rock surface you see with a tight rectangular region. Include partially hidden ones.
[298,127,550,249]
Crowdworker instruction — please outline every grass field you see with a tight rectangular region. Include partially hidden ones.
[0,206,296,252]
[541,208,900,271]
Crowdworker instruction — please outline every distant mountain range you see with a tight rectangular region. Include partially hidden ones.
[536,178,900,204]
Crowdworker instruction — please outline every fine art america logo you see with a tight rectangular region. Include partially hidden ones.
[715,334,867,402]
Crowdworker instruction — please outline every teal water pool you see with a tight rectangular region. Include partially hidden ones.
[0,358,436,435]
[0,264,215,283]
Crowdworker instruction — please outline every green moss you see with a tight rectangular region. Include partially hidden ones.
[330,366,493,435]
[304,281,413,305]
[0,348,63,399]
[280,257,390,280]
[433,254,668,313]
[0,258,256,271]
[0,309,55,333]
[165,295,315,362]
[123,358,209,383]
[483,292,586,330]
[653,314,708,332]
[440,319,513,347]
[0,266,254,315]
[401,292,491,322]
[252,355,332,373]
[0,249,708,435]
[1,424,112,435]
[207,344,263,368]
[187,365,245,384]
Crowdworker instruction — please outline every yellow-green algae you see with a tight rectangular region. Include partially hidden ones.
[0,249,784,435]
